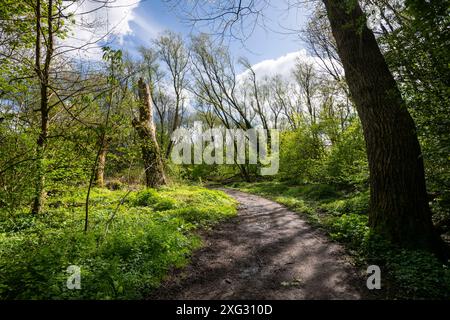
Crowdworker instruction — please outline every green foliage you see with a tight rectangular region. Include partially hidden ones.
[322,120,369,186]
[0,122,36,211]
[234,181,340,202]
[0,0,35,95]
[0,215,196,299]
[384,249,450,299]
[278,123,324,184]
[360,233,450,299]
[131,189,177,211]
[320,191,369,216]
[328,214,369,247]
[0,185,237,299]
[381,0,450,225]
[0,0,448,301]
[298,184,339,200]
[277,118,368,188]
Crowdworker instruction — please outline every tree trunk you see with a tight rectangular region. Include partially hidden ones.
[165,109,180,159]
[94,137,109,187]
[32,104,48,214]
[32,0,53,214]
[322,0,442,254]
[133,78,167,188]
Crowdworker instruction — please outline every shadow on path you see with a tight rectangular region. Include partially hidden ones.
[149,188,367,300]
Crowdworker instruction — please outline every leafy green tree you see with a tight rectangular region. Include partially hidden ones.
[322,0,443,254]
[279,121,324,184]
[379,0,450,230]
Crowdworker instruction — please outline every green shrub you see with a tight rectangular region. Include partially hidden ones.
[132,189,177,211]
[106,179,124,190]
[320,191,369,216]
[328,213,370,247]
[361,234,450,299]
[322,120,369,186]
[278,124,324,184]
[385,249,450,299]
[300,184,339,201]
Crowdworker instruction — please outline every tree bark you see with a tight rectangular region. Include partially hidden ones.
[322,0,442,254]
[94,137,110,187]
[165,91,181,159]
[32,0,53,214]
[133,78,167,188]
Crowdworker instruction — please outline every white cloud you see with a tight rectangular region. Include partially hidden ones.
[59,0,144,60]
[237,49,341,82]
[132,14,163,40]
[233,50,347,120]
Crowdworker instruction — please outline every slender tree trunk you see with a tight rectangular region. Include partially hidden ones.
[32,103,48,214]
[165,89,182,159]
[32,0,53,214]
[322,0,442,254]
[133,78,167,188]
[94,137,109,187]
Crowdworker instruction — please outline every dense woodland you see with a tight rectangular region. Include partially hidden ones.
[0,0,449,299]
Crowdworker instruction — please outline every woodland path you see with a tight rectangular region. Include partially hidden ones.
[150,188,366,299]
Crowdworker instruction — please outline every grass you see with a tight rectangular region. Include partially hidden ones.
[230,181,450,299]
[0,185,237,299]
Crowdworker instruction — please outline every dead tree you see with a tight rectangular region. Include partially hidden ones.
[132,78,167,188]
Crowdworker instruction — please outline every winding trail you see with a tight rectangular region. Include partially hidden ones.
[151,188,366,299]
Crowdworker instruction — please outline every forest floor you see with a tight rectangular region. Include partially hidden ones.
[150,188,367,299]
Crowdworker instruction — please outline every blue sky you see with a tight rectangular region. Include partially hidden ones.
[66,0,314,77]
[120,0,312,65]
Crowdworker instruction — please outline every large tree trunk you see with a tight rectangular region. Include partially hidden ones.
[133,78,167,188]
[322,0,442,254]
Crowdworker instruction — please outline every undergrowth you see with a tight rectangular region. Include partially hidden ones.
[0,185,237,299]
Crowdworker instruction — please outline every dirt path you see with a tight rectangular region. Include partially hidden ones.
[150,188,366,299]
